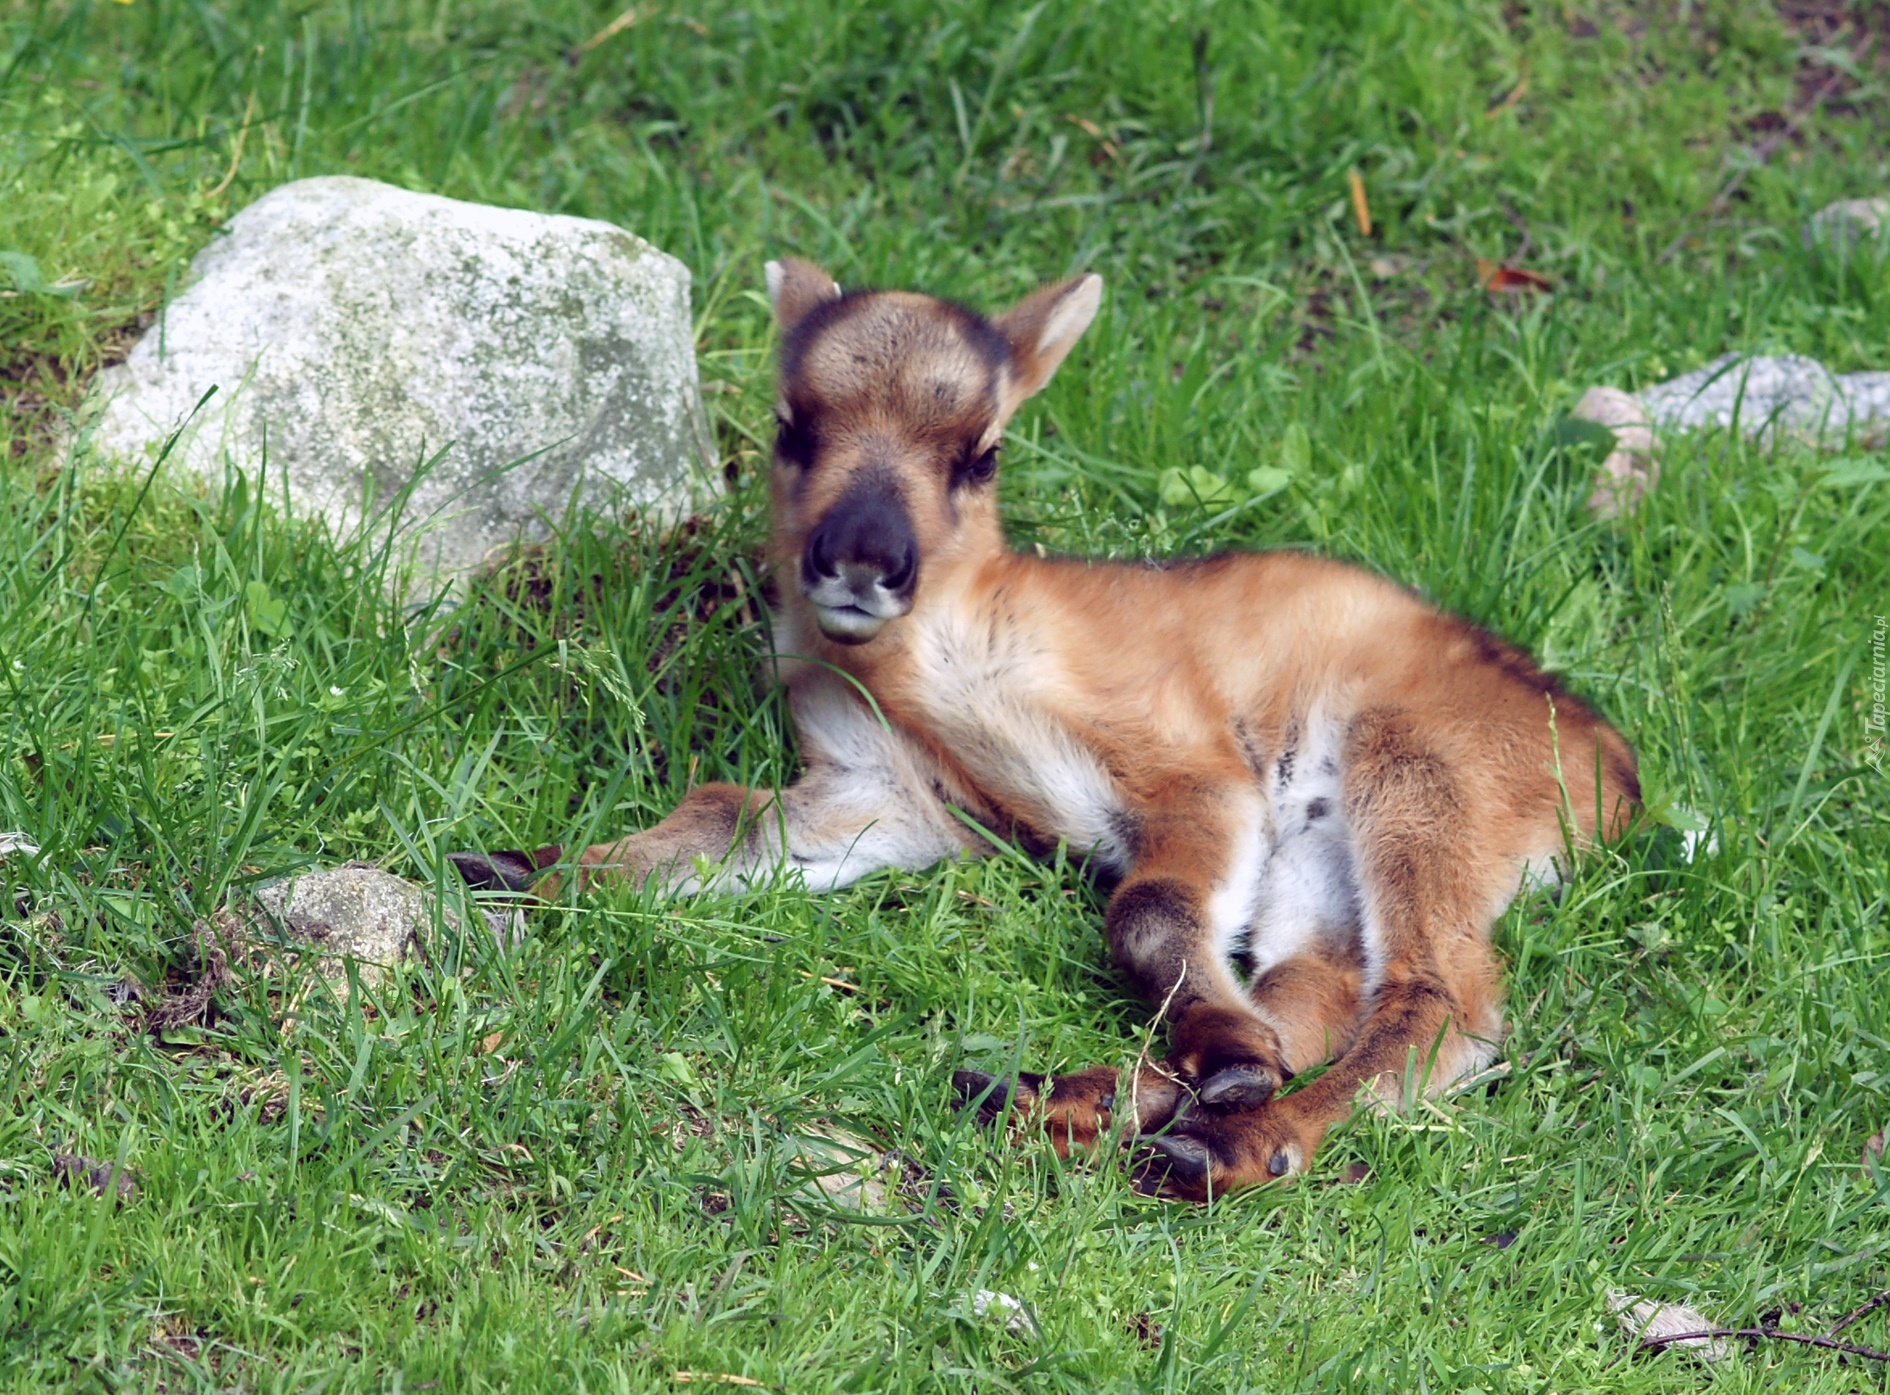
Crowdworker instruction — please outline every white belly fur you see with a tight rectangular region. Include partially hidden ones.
[1240,713,1364,977]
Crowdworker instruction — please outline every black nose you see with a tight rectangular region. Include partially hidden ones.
[803,474,919,595]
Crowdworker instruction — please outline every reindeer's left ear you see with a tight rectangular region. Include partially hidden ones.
[765,257,842,330]
[993,273,1103,417]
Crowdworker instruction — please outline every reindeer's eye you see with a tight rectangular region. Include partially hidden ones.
[958,445,999,487]
[775,415,817,469]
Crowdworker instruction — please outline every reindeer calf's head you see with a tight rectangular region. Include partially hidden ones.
[765,258,1102,644]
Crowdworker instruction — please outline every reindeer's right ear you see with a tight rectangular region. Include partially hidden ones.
[765,257,842,329]
[993,273,1103,418]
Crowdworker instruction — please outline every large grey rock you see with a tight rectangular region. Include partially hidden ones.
[1638,354,1890,448]
[87,177,714,581]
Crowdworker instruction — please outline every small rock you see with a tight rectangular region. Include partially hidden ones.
[86,176,715,584]
[1571,386,1658,519]
[245,863,513,995]
[784,1125,899,1214]
[1639,354,1890,449]
[1804,196,1890,256]
[1573,350,1890,514]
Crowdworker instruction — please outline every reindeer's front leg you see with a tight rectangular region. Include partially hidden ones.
[453,677,979,899]
[572,751,965,895]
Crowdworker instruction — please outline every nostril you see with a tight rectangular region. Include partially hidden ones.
[881,542,916,593]
[805,526,837,581]
[804,476,919,599]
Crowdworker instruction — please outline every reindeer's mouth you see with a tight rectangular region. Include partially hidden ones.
[803,565,911,645]
[812,601,892,644]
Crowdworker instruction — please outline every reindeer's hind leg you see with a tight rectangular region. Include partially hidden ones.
[1137,708,1517,1200]
[1246,944,1366,1075]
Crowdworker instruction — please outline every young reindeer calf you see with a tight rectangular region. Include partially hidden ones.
[452,260,1640,1200]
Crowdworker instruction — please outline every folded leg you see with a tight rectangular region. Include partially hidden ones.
[1140,708,1511,1199]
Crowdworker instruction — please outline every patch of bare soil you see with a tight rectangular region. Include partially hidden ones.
[142,912,238,1034]
[1778,1,1890,119]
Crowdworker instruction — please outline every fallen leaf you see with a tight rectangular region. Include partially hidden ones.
[0,831,41,857]
[973,1289,1039,1336]
[1864,1128,1885,1180]
[1547,415,1620,466]
[1477,259,1553,294]
[1341,1162,1372,1185]
[479,1031,504,1054]
[1608,1291,1730,1363]
[672,1374,763,1388]
[1347,168,1372,237]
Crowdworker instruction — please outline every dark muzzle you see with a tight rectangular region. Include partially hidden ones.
[799,473,919,643]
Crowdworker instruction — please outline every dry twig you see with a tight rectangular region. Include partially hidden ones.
[1831,1287,1890,1338]
[1641,1326,1890,1364]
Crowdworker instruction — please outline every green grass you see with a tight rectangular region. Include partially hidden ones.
[3,0,1889,1389]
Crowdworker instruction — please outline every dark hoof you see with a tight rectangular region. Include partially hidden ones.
[1131,1134,1213,1196]
[447,847,556,894]
[952,1070,1041,1123]
[1197,1063,1280,1108]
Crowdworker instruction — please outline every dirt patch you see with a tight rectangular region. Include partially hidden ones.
[142,912,238,1034]
[51,1150,138,1200]
[1778,1,1890,118]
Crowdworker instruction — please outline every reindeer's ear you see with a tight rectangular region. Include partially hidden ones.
[993,273,1103,416]
[765,257,842,329]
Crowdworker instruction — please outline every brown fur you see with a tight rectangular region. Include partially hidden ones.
[463,260,1640,1200]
